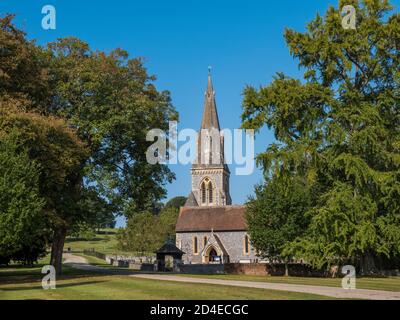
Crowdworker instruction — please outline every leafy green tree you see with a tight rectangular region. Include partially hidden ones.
[158,206,180,242]
[1,15,178,273]
[117,212,160,255]
[0,106,88,273]
[0,15,50,110]
[117,203,180,255]
[0,133,48,265]
[242,0,400,273]
[46,38,178,215]
[77,187,117,231]
[246,177,312,275]
[164,196,187,210]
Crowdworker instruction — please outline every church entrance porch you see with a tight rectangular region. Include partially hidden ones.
[203,246,222,264]
[197,232,230,264]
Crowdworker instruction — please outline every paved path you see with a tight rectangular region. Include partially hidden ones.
[63,253,109,272]
[63,254,400,300]
[131,274,400,300]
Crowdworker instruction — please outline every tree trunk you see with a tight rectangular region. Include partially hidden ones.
[360,250,376,275]
[50,226,67,275]
[284,262,289,277]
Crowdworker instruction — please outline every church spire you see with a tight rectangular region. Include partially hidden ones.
[188,69,232,207]
[201,68,220,130]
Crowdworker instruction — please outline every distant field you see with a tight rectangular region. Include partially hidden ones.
[64,228,152,257]
[177,274,400,292]
[64,228,120,255]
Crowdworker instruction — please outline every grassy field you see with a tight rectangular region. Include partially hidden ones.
[0,259,331,300]
[64,229,153,257]
[2,232,398,300]
[64,229,121,255]
[177,274,400,292]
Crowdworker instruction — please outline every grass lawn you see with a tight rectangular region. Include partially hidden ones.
[64,228,153,257]
[177,274,400,292]
[0,259,332,300]
[64,229,120,255]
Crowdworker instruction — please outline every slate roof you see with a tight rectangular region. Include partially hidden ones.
[201,71,220,130]
[156,242,185,255]
[175,206,247,232]
[193,71,228,169]
[184,192,198,207]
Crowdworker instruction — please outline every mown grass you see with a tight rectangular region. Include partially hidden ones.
[0,259,332,300]
[64,229,120,255]
[177,274,400,292]
[64,228,153,257]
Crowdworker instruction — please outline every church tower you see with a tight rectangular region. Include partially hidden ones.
[185,70,232,207]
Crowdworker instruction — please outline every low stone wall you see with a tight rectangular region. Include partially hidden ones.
[112,260,129,267]
[129,262,155,272]
[226,263,326,277]
[106,255,156,264]
[176,263,326,277]
[179,264,225,274]
[225,263,269,276]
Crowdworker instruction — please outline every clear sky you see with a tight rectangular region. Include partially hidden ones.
[2,0,399,227]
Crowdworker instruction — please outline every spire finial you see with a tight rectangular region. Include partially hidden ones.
[208,65,212,74]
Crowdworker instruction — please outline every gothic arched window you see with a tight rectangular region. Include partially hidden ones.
[200,178,214,205]
[208,183,213,204]
[201,182,206,204]
[193,237,198,254]
[244,235,250,255]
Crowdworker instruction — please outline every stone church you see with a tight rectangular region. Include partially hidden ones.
[175,72,257,264]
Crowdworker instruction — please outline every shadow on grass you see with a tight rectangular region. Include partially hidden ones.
[0,280,107,291]
[65,237,108,243]
[0,263,122,286]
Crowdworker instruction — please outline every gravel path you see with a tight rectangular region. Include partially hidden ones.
[63,254,400,300]
[63,253,109,272]
[131,274,400,300]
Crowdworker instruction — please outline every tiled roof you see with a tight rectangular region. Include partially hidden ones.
[201,72,220,130]
[176,206,247,232]
[156,242,185,254]
[184,192,198,207]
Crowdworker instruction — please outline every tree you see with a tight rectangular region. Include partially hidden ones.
[158,206,180,242]
[1,15,178,273]
[117,212,160,255]
[76,187,117,232]
[46,38,178,215]
[0,14,50,111]
[0,105,88,273]
[0,133,48,265]
[164,196,187,210]
[117,204,180,254]
[242,0,400,273]
[246,177,312,275]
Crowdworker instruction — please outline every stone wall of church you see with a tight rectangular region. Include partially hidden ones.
[176,231,258,264]
[191,169,231,206]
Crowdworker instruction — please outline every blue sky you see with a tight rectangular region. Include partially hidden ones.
[2,0,399,227]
